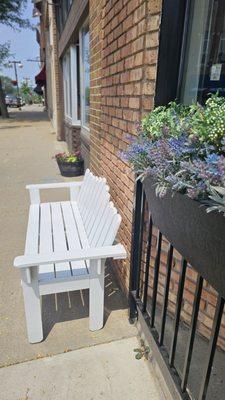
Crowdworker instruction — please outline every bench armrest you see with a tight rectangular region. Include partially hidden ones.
[26,181,83,203]
[14,244,127,268]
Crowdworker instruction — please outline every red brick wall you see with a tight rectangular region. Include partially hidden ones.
[64,122,81,152]
[89,0,225,350]
[89,0,162,291]
[89,0,103,173]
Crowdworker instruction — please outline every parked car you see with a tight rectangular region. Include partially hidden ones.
[5,95,14,107]
[5,95,24,108]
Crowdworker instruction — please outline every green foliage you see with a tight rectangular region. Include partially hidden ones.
[142,102,189,139]
[1,75,16,94]
[188,95,225,149]
[20,82,30,96]
[32,93,43,104]
[121,94,225,216]
[141,94,225,151]
[0,42,10,67]
[0,1,31,29]
[133,340,150,360]
[54,152,82,163]
[207,186,225,216]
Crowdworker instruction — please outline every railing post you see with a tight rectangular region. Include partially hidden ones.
[198,296,224,400]
[129,178,143,323]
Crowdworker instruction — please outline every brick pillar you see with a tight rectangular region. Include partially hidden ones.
[89,0,104,174]
[49,3,64,140]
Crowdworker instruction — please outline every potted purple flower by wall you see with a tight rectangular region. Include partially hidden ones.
[54,151,84,177]
[121,94,225,297]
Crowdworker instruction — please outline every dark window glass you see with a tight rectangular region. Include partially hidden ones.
[181,0,225,104]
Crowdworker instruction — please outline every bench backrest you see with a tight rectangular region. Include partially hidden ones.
[77,169,121,248]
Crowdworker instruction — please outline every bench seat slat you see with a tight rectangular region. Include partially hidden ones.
[51,202,71,279]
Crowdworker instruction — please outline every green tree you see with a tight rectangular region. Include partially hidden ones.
[1,75,17,95]
[20,82,30,96]
[0,0,31,118]
[32,92,42,104]
[0,1,30,29]
[0,42,11,118]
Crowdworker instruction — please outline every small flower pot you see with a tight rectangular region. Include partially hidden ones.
[143,176,225,298]
[56,159,84,177]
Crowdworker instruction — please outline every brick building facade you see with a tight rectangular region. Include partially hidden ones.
[36,0,225,352]
[88,0,225,351]
[89,0,162,292]
[34,0,63,139]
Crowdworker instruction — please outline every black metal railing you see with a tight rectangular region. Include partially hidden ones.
[129,179,225,400]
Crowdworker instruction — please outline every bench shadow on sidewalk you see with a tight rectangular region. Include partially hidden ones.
[42,263,128,340]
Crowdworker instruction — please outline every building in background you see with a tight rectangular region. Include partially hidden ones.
[33,0,63,139]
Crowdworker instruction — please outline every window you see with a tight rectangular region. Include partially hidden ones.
[56,0,72,34]
[62,47,80,124]
[62,20,90,129]
[180,0,225,104]
[80,22,90,129]
[62,51,71,119]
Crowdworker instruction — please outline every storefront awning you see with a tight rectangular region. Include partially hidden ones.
[35,65,46,86]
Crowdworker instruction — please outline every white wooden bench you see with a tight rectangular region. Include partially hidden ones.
[14,169,126,343]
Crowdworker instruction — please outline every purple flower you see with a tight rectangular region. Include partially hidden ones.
[187,188,199,199]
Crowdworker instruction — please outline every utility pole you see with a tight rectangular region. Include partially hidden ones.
[23,77,30,86]
[8,60,23,109]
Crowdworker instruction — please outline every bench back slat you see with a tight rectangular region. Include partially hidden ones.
[85,191,110,238]
[83,179,108,227]
[76,169,91,205]
[77,169,121,248]
[90,203,118,247]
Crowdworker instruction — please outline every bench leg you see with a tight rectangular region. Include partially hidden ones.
[89,260,105,331]
[21,267,43,343]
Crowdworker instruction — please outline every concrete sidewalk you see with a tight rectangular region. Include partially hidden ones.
[0,105,136,366]
[0,337,165,400]
[0,106,165,400]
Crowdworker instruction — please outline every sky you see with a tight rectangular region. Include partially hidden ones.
[0,1,40,87]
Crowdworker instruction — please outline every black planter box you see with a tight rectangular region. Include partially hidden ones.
[57,159,84,177]
[143,176,225,298]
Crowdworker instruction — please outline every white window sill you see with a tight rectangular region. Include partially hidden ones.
[64,116,81,127]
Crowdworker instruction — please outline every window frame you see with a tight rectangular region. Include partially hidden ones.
[62,52,70,120]
[62,17,90,130]
[70,45,81,126]
[62,47,81,126]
